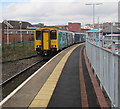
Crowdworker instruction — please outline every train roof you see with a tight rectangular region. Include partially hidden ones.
[75,32,86,34]
[36,27,74,33]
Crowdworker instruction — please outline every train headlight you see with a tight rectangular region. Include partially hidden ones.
[51,45,56,48]
[37,45,41,47]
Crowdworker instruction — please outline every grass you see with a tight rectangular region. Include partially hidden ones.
[2,42,37,62]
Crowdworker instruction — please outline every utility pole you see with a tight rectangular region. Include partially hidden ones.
[86,3,102,45]
[85,3,102,29]
[19,21,22,42]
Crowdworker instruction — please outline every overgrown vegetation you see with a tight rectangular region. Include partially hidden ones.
[2,42,37,62]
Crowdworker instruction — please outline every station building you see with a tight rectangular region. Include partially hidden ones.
[1,20,39,45]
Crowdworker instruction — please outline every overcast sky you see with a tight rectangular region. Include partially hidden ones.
[0,0,119,26]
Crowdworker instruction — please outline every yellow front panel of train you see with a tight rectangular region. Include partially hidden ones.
[43,32,49,50]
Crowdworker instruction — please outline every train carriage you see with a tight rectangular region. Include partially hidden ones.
[74,32,86,43]
[34,27,74,56]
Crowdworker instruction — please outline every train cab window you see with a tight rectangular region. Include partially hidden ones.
[36,31,42,40]
[50,30,57,39]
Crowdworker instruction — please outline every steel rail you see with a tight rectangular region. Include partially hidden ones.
[2,54,38,64]
[0,59,44,86]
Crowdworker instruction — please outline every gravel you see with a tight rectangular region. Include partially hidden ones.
[2,55,42,82]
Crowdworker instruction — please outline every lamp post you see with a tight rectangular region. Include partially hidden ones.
[86,3,102,29]
[7,22,9,45]
[86,3,102,45]
[19,21,22,42]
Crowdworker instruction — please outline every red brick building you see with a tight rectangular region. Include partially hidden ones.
[68,22,81,32]
[0,29,2,46]
[54,23,89,33]
[2,20,36,44]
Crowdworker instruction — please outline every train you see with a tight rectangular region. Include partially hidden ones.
[34,27,86,56]
[74,32,86,43]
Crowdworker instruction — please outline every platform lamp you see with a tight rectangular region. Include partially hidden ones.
[85,3,102,29]
[86,3,102,44]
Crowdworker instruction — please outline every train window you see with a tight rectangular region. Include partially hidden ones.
[36,31,42,40]
[50,30,57,39]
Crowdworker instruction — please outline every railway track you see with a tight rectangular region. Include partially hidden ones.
[2,54,38,64]
[1,59,49,100]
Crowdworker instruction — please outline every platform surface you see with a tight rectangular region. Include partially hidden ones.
[2,43,109,108]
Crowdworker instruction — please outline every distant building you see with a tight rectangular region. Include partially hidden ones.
[102,22,112,29]
[103,26,120,35]
[81,25,91,33]
[3,20,33,29]
[82,25,91,29]
[0,23,2,46]
[67,22,90,33]
[2,20,36,44]
[105,34,120,41]
[33,23,44,28]
[68,22,81,32]
[80,28,91,33]
[104,34,120,46]
[54,25,68,30]
[52,22,90,33]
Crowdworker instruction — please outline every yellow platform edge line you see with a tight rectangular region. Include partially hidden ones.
[29,43,83,108]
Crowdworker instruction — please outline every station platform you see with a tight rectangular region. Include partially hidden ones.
[2,43,109,108]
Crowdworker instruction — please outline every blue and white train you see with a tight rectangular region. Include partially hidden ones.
[34,27,86,55]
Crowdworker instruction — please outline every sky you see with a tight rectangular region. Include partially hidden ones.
[0,0,119,26]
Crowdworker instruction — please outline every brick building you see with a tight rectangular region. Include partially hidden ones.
[0,23,2,46]
[68,22,81,32]
[1,20,91,45]
[54,22,89,33]
[68,22,90,33]
[2,20,36,44]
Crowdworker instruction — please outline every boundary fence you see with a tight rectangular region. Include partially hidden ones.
[86,39,120,108]
[2,41,34,52]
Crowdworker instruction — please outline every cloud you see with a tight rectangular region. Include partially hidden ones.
[0,0,119,25]
[0,0,30,3]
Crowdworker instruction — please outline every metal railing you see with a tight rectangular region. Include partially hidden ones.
[86,39,120,108]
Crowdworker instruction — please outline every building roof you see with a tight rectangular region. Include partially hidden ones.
[2,20,33,29]
[103,26,119,33]
[86,29,101,33]
[27,27,38,29]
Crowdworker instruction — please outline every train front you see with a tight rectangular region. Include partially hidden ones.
[34,28,58,56]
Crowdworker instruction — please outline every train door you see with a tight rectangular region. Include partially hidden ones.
[42,30,50,50]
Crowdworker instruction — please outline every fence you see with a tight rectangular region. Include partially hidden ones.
[2,40,34,52]
[2,32,34,51]
[86,39,120,108]
[1,41,36,63]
